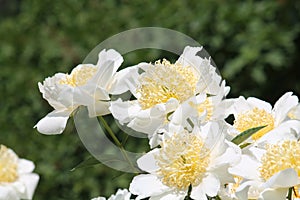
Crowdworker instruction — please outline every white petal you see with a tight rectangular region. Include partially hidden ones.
[191,174,220,199]
[0,186,19,200]
[110,99,141,124]
[176,46,203,68]
[289,104,300,120]
[201,121,219,144]
[232,96,252,118]
[91,197,106,200]
[129,174,171,199]
[137,149,160,173]
[149,191,186,200]
[56,86,76,108]
[211,140,241,168]
[247,97,272,113]
[107,188,131,200]
[176,46,221,95]
[259,188,287,200]
[95,49,123,89]
[34,110,70,134]
[170,96,200,126]
[18,159,35,174]
[235,180,262,200]
[126,107,165,135]
[257,120,300,145]
[91,61,117,90]
[73,85,109,106]
[17,173,39,200]
[203,173,220,197]
[211,164,235,184]
[128,115,163,135]
[212,98,236,120]
[38,73,72,110]
[190,184,206,200]
[110,65,141,96]
[97,49,123,73]
[263,168,299,189]
[228,155,260,180]
[201,121,226,156]
[87,101,110,117]
[248,146,266,161]
[273,92,299,126]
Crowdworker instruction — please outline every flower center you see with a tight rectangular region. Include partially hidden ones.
[137,59,199,110]
[259,140,300,181]
[156,132,210,190]
[0,145,18,183]
[59,65,97,87]
[233,107,275,140]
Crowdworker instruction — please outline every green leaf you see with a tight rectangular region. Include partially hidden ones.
[231,125,267,145]
[239,142,251,149]
[71,156,100,171]
[71,154,141,173]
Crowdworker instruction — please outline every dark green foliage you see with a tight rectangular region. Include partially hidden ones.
[0,0,300,199]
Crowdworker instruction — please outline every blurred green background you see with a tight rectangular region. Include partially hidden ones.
[1,0,300,199]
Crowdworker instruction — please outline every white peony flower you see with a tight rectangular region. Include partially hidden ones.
[35,49,123,134]
[110,46,227,145]
[129,121,241,200]
[229,92,299,142]
[91,189,133,200]
[229,139,300,200]
[0,145,39,200]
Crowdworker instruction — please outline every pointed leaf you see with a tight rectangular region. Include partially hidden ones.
[71,156,100,171]
[71,154,141,172]
[231,125,266,145]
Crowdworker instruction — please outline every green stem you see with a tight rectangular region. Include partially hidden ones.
[98,116,138,173]
[287,187,293,200]
[214,195,222,200]
[99,116,122,146]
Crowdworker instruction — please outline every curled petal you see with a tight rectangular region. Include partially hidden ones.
[34,110,71,134]
[129,174,171,199]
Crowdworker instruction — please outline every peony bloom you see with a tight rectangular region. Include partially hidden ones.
[110,46,228,146]
[229,92,299,142]
[129,121,241,200]
[35,49,123,134]
[229,139,300,200]
[0,145,39,200]
[91,189,133,200]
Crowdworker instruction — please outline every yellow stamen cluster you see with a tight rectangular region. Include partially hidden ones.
[233,107,275,140]
[137,59,199,110]
[0,145,18,183]
[59,65,98,87]
[156,132,210,190]
[259,140,300,181]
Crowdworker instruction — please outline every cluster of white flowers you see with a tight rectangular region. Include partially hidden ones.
[36,46,300,200]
